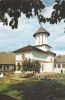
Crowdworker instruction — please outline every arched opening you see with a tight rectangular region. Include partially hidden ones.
[42,64,44,71]
[17,63,20,71]
[58,64,61,68]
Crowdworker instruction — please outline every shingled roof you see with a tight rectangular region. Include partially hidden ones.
[33,27,50,37]
[13,45,46,53]
[0,52,15,64]
[34,44,52,48]
[13,45,55,55]
[54,55,65,63]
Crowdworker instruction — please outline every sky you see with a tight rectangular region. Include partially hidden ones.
[0,0,65,55]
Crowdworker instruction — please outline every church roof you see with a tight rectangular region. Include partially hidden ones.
[33,27,50,37]
[13,45,55,55]
[34,44,52,48]
[54,55,65,63]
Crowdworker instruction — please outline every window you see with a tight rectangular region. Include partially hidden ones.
[22,54,25,60]
[58,64,61,68]
[54,64,56,68]
[62,64,65,68]
[0,66,2,69]
[17,63,20,71]
[39,36,40,45]
[53,65,54,70]
[42,65,44,71]
[42,36,43,44]
[51,58,52,61]
[4,66,5,70]
[7,66,9,69]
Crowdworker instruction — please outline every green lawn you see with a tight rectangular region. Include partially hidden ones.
[0,74,65,100]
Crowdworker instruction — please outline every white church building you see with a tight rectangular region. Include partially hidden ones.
[13,27,56,73]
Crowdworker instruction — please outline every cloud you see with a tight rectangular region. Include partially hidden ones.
[42,3,55,18]
[0,2,64,52]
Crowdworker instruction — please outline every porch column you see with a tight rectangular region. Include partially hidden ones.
[56,64,57,68]
[61,64,62,69]
[16,65,18,71]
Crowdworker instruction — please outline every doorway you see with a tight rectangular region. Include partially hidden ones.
[61,70,63,73]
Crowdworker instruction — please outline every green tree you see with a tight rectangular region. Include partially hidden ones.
[22,59,41,74]
[39,0,65,24]
[32,60,41,74]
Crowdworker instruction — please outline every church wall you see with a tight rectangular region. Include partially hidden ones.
[32,50,54,62]
[32,50,54,72]
[32,50,47,61]
[16,51,33,66]
[36,45,50,51]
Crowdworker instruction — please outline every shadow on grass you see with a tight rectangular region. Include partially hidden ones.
[0,92,17,100]
[2,80,65,100]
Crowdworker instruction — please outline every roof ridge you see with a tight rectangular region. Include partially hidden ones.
[33,27,50,37]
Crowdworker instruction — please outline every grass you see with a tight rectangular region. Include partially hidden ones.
[1,73,65,100]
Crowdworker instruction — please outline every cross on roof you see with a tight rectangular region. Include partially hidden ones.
[28,41,30,45]
[40,23,42,27]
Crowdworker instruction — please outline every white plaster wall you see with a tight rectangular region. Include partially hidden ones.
[46,54,54,61]
[32,50,54,62]
[0,73,3,77]
[16,51,33,61]
[32,50,47,61]
[40,62,54,72]
[36,45,50,51]
[45,63,54,72]
[54,63,65,73]
[35,33,48,45]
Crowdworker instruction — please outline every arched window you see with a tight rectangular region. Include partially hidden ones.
[42,36,43,44]
[22,54,25,60]
[58,64,61,68]
[51,58,52,61]
[54,64,56,68]
[42,64,44,71]
[17,63,20,71]
[62,64,65,68]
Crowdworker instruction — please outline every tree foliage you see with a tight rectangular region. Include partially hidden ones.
[22,59,41,73]
[39,0,65,24]
[0,0,45,29]
[0,0,65,29]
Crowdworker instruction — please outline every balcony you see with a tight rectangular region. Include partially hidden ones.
[0,68,15,73]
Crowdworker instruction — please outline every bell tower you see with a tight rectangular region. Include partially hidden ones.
[33,27,51,51]
[33,27,50,46]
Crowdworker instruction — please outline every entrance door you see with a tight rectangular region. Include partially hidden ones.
[61,70,63,73]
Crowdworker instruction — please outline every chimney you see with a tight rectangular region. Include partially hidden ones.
[58,54,61,58]
[3,52,5,54]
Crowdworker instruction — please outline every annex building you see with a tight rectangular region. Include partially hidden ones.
[0,52,15,77]
[13,27,56,73]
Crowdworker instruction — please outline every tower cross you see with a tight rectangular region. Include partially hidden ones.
[40,23,42,27]
[28,41,30,45]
